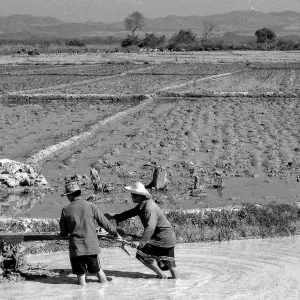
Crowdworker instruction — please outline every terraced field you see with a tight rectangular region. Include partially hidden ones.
[10,63,150,76]
[33,74,203,95]
[31,96,300,217]
[2,59,300,218]
[0,63,150,94]
[125,97,299,175]
[134,62,241,75]
[19,63,242,96]
[168,69,300,94]
[0,100,138,160]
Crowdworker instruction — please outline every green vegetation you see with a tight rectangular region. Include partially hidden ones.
[255,28,276,44]
[119,202,300,243]
[124,11,145,38]
[119,28,300,52]
[0,29,299,55]
[1,202,300,253]
[1,201,300,279]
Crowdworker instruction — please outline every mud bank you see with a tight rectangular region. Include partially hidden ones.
[1,202,300,252]
[2,236,300,300]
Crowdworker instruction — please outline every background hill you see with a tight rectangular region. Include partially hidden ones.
[0,10,299,38]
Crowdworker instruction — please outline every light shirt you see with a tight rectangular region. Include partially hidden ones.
[60,199,117,257]
[114,199,176,248]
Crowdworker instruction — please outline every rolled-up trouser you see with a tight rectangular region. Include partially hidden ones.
[136,244,176,271]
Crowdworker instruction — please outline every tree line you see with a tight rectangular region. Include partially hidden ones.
[121,11,300,51]
[0,11,299,53]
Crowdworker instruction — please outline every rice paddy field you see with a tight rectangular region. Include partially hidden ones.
[2,50,300,299]
[1,51,300,219]
[167,69,300,94]
[19,62,242,95]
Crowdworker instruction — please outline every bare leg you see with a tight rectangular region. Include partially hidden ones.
[77,273,86,286]
[141,261,167,279]
[169,266,179,279]
[96,269,108,283]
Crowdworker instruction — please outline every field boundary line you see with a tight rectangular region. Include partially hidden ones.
[155,71,240,94]
[0,63,147,76]
[7,93,147,102]
[25,95,153,167]
[8,65,155,96]
[157,91,300,98]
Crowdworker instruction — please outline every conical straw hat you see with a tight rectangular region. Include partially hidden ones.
[124,181,152,197]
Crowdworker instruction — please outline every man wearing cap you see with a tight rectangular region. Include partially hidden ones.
[60,181,121,286]
[106,181,179,279]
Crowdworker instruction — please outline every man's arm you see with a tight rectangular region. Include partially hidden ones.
[92,204,118,236]
[113,205,139,223]
[59,209,69,237]
[139,208,157,248]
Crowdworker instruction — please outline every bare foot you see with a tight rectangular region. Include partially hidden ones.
[77,274,86,286]
[96,269,108,283]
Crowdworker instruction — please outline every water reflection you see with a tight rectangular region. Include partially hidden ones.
[0,191,45,217]
[3,238,300,300]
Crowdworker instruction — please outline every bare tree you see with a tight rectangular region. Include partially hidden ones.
[202,21,216,42]
[124,11,145,37]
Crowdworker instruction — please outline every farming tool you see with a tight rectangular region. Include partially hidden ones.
[0,231,137,273]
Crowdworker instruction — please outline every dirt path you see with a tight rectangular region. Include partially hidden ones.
[2,236,300,299]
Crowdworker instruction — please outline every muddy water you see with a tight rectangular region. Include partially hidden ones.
[1,175,300,218]
[2,236,300,299]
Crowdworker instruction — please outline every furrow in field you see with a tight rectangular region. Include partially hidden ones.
[0,100,138,161]
[164,69,300,95]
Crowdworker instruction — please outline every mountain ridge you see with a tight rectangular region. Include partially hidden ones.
[0,10,299,37]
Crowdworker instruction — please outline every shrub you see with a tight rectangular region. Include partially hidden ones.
[121,35,140,48]
[65,39,85,47]
[139,33,165,49]
[255,28,276,44]
[167,29,199,51]
[121,45,140,53]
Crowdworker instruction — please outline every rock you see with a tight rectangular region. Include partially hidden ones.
[0,159,48,188]
[215,170,223,177]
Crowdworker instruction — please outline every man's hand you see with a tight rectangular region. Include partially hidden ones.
[115,234,124,242]
[104,213,114,220]
[132,241,140,249]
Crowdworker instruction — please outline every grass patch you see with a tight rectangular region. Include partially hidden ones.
[1,202,300,280]
[1,201,299,253]
[120,202,300,243]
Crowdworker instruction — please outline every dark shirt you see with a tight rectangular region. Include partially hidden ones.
[114,199,176,248]
[59,199,117,257]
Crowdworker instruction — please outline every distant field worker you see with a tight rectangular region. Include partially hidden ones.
[60,181,121,286]
[106,182,179,279]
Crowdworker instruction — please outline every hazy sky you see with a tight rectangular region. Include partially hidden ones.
[0,0,299,22]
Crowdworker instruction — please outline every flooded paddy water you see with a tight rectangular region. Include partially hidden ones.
[6,175,299,219]
[2,236,300,299]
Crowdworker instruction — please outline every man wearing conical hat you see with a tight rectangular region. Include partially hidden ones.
[60,181,121,286]
[106,181,179,279]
